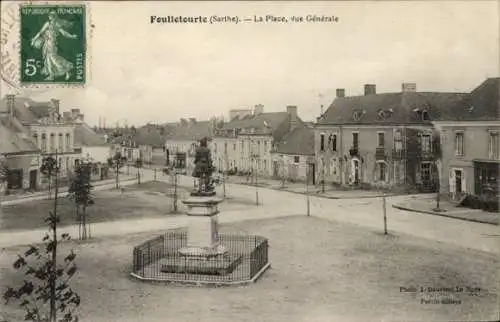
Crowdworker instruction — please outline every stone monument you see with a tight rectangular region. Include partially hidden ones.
[178,137,227,257]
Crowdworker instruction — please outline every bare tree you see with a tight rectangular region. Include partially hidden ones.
[107,152,126,189]
[68,162,94,240]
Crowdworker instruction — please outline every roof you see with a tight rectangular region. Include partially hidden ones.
[221,112,289,135]
[274,126,315,155]
[318,91,467,125]
[0,116,39,154]
[74,123,109,147]
[133,125,165,148]
[167,121,213,141]
[0,96,57,123]
[441,78,499,121]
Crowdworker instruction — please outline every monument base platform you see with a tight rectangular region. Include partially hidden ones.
[160,253,242,276]
[178,244,227,257]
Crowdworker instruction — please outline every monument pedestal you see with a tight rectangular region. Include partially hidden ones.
[161,195,243,276]
[178,195,227,257]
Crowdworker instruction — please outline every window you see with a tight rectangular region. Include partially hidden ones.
[420,162,432,182]
[352,132,359,149]
[66,133,71,150]
[58,133,63,151]
[240,141,244,153]
[224,142,228,154]
[213,143,217,154]
[330,134,337,151]
[488,132,499,159]
[320,134,325,151]
[394,129,403,150]
[421,134,432,153]
[33,133,39,148]
[41,133,47,152]
[66,157,70,170]
[393,162,401,181]
[264,141,267,151]
[454,131,464,156]
[233,143,236,151]
[49,133,55,152]
[294,156,300,163]
[264,159,267,170]
[377,162,386,181]
[422,110,430,121]
[377,132,385,147]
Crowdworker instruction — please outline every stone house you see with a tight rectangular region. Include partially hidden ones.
[214,104,305,177]
[314,84,466,191]
[433,77,500,199]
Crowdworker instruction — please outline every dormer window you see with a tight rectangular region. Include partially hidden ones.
[422,110,430,121]
[353,110,363,121]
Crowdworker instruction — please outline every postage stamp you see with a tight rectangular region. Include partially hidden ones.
[19,4,86,85]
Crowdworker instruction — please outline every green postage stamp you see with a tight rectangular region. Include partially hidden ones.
[20,4,86,85]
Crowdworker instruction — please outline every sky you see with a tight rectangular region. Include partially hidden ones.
[1,0,498,127]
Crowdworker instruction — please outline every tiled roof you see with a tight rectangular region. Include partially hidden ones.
[0,116,39,154]
[133,125,165,148]
[318,92,467,125]
[440,78,499,121]
[221,112,289,135]
[167,121,213,141]
[274,126,315,155]
[0,96,56,123]
[74,124,109,147]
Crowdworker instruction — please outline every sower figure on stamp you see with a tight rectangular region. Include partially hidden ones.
[30,10,77,81]
[191,137,216,197]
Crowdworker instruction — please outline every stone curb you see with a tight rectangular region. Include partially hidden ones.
[392,204,498,226]
[229,181,395,199]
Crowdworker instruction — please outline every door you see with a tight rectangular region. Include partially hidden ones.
[455,170,462,194]
[308,163,316,185]
[29,170,37,190]
[353,160,360,184]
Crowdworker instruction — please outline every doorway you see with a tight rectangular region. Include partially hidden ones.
[455,169,463,194]
[29,170,37,190]
[308,163,316,185]
[353,159,360,184]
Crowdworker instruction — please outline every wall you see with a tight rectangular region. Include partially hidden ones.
[436,122,500,196]
[271,153,311,181]
[81,146,112,163]
[314,124,434,189]
[3,153,40,190]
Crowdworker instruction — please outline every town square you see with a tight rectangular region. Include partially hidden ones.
[0,1,498,321]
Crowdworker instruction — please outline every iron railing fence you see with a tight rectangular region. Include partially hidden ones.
[132,231,269,283]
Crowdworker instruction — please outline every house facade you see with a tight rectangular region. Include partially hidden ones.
[164,118,215,172]
[0,116,40,191]
[1,95,79,184]
[433,78,500,199]
[213,105,304,177]
[271,126,315,182]
[314,84,466,191]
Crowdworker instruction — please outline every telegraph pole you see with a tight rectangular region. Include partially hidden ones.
[383,192,387,235]
[306,170,311,216]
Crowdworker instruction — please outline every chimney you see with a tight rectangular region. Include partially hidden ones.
[402,83,417,92]
[336,88,345,98]
[51,99,60,115]
[253,104,264,115]
[71,108,80,119]
[78,113,84,122]
[286,105,298,130]
[364,84,376,96]
[6,94,15,118]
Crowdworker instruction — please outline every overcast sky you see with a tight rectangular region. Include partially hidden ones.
[1,0,498,126]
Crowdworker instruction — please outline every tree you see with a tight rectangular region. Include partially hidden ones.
[40,155,59,200]
[68,163,94,240]
[3,155,80,322]
[432,130,443,211]
[107,152,126,189]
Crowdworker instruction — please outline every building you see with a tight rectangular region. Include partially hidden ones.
[0,115,40,191]
[164,118,216,172]
[314,83,466,191]
[214,105,305,177]
[433,77,500,199]
[0,95,79,182]
[271,126,315,182]
[133,124,166,165]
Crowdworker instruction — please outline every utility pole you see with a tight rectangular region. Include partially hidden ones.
[173,167,178,213]
[321,157,325,193]
[50,150,60,322]
[281,155,286,188]
[223,152,227,198]
[382,192,387,235]
[306,169,310,216]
